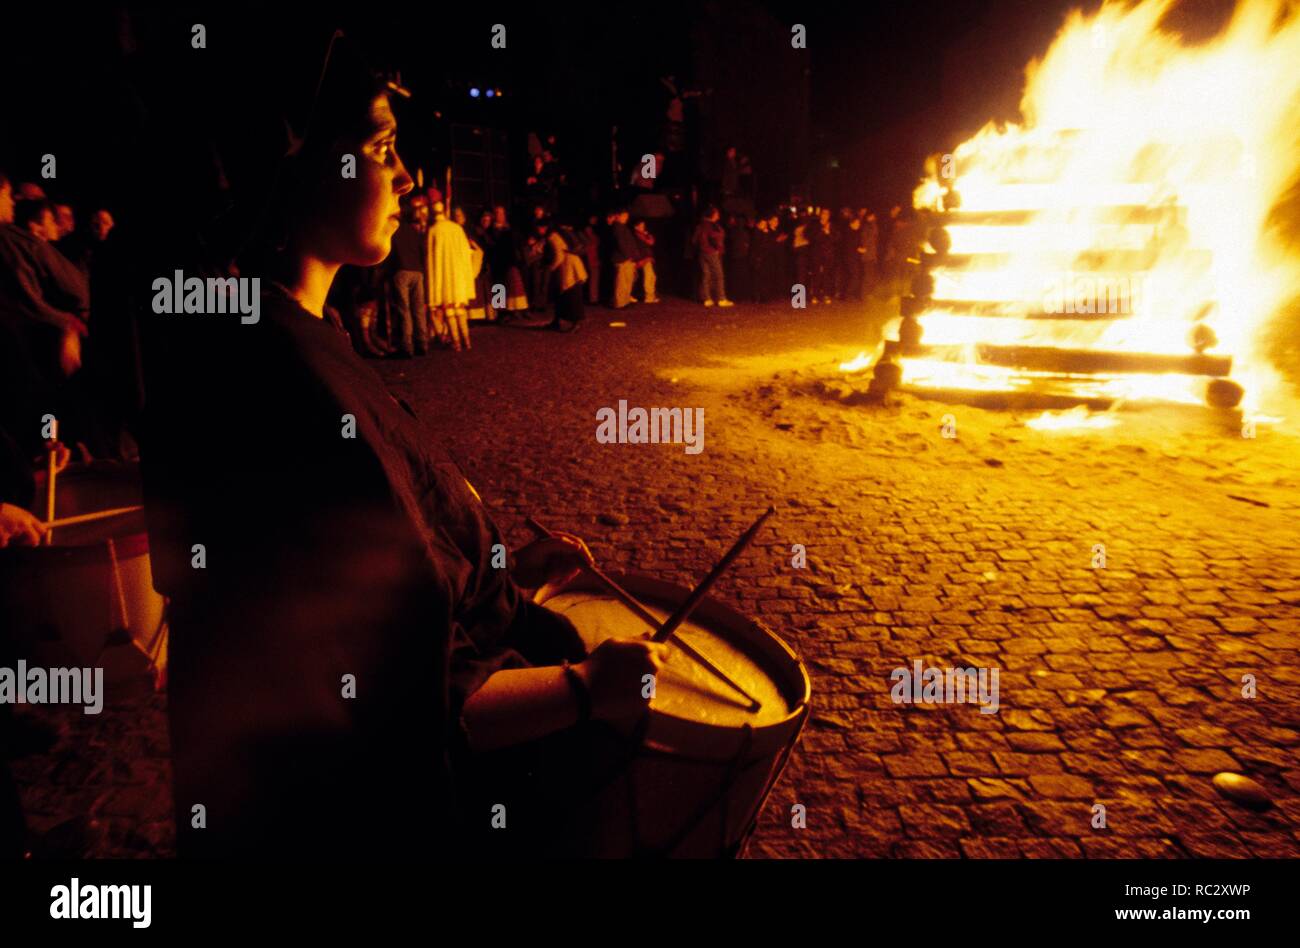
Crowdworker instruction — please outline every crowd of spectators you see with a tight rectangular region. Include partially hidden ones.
[324,137,925,358]
[0,171,126,488]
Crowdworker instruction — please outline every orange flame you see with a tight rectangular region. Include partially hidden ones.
[900,0,1300,414]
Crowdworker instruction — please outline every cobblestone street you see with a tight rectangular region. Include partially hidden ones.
[14,296,1300,858]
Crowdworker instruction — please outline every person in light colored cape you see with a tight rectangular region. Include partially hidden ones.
[424,201,473,350]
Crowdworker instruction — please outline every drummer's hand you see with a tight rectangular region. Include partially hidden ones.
[511,532,594,590]
[58,330,82,377]
[0,502,47,547]
[577,638,670,721]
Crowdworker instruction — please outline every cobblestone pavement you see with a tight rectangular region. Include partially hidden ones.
[13,294,1300,858]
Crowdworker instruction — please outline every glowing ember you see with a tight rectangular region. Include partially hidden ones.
[1024,407,1119,431]
[879,0,1300,415]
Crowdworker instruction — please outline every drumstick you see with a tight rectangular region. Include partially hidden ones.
[44,443,58,545]
[525,516,761,709]
[44,505,144,529]
[526,519,660,629]
[653,506,775,644]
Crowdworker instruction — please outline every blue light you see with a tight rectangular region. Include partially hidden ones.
[485,88,495,98]
[469,87,481,98]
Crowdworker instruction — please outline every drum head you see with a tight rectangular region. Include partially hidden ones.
[537,572,809,743]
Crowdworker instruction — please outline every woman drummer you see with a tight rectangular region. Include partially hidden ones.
[141,35,666,859]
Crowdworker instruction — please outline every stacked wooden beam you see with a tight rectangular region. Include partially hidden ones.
[870,179,1245,410]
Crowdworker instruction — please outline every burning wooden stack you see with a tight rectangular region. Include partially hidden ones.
[870,153,1245,411]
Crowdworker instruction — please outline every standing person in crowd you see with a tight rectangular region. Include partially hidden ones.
[5,184,124,459]
[423,184,443,214]
[539,141,565,215]
[16,199,61,243]
[524,156,547,205]
[751,215,776,303]
[692,205,731,307]
[725,214,751,302]
[631,219,659,303]
[523,219,550,315]
[488,205,529,320]
[773,212,791,299]
[457,208,493,323]
[609,208,640,310]
[582,214,601,305]
[898,207,925,293]
[425,201,474,351]
[366,262,397,357]
[721,146,741,204]
[0,173,90,417]
[836,207,860,301]
[859,210,880,298]
[810,207,835,305]
[472,208,498,315]
[599,209,618,305]
[330,263,392,357]
[91,209,115,243]
[791,209,811,302]
[660,75,703,159]
[545,219,588,332]
[59,208,115,277]
[736,152,754,200]
[473,209,495,251]
[388,194,430,356]
[53,203,76,243]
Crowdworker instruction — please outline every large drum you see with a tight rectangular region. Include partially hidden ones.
[0,461,164,690]
[535,572,810,858]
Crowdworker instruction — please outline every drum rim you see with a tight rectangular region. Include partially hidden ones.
[538,571,812,735]
[24,461,149,558]
[0,529,151,562]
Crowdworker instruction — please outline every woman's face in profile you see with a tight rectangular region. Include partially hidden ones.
[305,94,413,266]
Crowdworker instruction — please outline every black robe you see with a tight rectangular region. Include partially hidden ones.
[140,289,583,858]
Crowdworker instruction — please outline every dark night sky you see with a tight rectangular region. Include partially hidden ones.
[0,0,1156,215]
[775,1,997,134]
[788,0,1100,203]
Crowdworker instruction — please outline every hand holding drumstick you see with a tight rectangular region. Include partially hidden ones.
[525,516,763,710]
[460,628,667,752]
[510,529,595,591]
[576,637,670,721]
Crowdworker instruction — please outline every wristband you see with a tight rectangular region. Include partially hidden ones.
[561,660,592,724]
